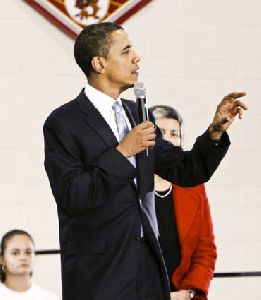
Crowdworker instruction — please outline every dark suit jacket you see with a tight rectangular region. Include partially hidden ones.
[43,89,229,300]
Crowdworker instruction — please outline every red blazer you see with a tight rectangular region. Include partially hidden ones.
[171,184,216,299]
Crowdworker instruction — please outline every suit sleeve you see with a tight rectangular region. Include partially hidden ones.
[43,115,136,216]
[154,124,230,187]
[178,185,217,296]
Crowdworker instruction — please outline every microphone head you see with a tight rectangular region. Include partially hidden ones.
[134,82,146,98]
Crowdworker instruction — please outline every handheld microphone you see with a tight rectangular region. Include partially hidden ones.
[134,82,148,123]
[134,82,149,156]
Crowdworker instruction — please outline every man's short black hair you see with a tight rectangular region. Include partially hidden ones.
[74,22,123,77]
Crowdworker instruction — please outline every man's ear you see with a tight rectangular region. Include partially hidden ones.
[0,255,4,266]
[91,56,106,74]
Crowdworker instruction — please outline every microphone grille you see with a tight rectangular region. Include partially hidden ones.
[134,82,146,98]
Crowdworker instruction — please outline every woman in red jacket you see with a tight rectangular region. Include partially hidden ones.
[150,105,217,300]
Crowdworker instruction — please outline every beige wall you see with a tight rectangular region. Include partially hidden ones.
[0,0,261,298]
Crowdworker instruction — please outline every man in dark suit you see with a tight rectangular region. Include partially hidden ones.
[43,22,247,300]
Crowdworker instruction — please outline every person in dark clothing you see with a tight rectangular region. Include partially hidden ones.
[43,22,247,300]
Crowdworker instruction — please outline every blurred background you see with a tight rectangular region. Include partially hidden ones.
[0,0,261,298]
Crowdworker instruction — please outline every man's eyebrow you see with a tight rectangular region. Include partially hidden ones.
[122,44,132,51]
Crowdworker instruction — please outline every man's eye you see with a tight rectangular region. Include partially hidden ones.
[171,132,180,138]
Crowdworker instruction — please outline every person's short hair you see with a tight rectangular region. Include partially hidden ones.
[0,229,34,282]
[149,105,184,146]
[149,105,183,125]
[74,22,123,77]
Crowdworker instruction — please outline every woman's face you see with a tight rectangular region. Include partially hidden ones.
[0,235,35,278]
[156,117,181,146]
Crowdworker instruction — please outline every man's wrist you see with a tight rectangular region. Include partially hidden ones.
[208,124,223,141]
[116,145,127,157]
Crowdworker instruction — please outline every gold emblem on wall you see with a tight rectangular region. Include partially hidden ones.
[22,0,152,38]
[65,0,110,26]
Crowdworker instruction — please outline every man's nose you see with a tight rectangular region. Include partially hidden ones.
[133,50,141,63]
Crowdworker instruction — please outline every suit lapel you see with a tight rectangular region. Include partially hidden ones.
[77,92,153,197]
[122,100,137,128]
[77,89,118,147]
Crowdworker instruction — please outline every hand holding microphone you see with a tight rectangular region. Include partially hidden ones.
[116,82,155,158]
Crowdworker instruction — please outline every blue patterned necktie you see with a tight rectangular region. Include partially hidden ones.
[112,101,159,238]
[112,101,136,169]
[112,101,129,141]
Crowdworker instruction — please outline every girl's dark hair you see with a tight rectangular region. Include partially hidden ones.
[0,229,34,282]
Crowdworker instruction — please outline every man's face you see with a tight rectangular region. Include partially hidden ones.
[102,29,140,91]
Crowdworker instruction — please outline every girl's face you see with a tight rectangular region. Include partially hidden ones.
[0,235,35,278]
[156,117,181,147]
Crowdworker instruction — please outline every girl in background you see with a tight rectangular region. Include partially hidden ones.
[0,229,59,300]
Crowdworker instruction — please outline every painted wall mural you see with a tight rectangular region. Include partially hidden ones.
[22,0,152,38]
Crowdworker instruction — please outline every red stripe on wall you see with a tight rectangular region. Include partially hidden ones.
[22,0,78,39]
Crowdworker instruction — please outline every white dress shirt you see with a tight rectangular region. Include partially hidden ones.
[84,83,132,142]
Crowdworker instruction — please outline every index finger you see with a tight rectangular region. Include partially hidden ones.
[226,91,246,99]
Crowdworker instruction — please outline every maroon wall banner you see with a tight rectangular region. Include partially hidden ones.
[23,0,152,39]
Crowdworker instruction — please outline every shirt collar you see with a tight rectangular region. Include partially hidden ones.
[84,83,122,113]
